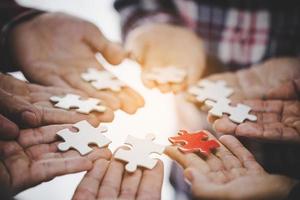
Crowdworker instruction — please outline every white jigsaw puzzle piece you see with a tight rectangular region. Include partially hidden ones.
[56,120,111,155]
[205,99,257,123]
[188,80,233,102]
[144,66,187,84]
[50,94,106,114]
[81,68,126,92]
[114,134,165,172]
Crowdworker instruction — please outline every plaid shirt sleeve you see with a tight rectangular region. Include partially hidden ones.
[114,0,184,39]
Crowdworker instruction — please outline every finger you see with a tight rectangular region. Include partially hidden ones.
[34,97,114,125]
[118,89,139,114]
[171,82,187,94]
[84,25,127,65]
[164,146,210,173]
[0,114,19,140]
[40,148,112,162]
[0,88,43,127]
[219,135,264,172]
[25,142,59,160]
[214,142,242,171]
[212,116,238,135]
[28,156,93,190]
[97,160,124,199]
[136,160,164,200]
[63,72,121,110]
[32,105,100,126]
[119,169,142,199]
[141,71,156,88]
[18,124,71,148]
[72,159,109,200]
[157,83,172,93]
[123,87,145,108]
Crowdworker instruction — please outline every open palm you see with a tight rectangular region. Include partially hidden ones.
[166,134,296,200]
[0,124,111,196]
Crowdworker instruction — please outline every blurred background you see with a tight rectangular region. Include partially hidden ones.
[14,0,180,199]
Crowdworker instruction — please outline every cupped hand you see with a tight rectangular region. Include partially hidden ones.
[165,134,297,200]
[125,23,206,93]
[9,12,144,114]
[0,124,112,196]
[0,74,114,130]
[209,99,300,143]
[188,57,300,103]
[72,159,164,200]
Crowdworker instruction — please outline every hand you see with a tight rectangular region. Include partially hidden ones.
[188,57,300,103]
[126,23,206,93]
[165,134,297,200]
[72,159,164,200]
[0,124,112,196]
[0,74,114,129]
[9,12,144,114]
[209,99,300,143]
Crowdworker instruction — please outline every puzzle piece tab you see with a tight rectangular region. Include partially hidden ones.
[188,80,233,102]
[205,99,257,123]
[56,120,111,155]
[114,134,165,172]
[81,68,126,92]
[168,130,220,156]
[144,66,187,84]
[50,94,106,114]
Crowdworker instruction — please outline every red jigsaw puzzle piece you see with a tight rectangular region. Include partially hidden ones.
[168,130,220,156]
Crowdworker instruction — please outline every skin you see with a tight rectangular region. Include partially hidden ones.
[9,12,144,114]
[125,23,207,93]
[165,134,298,200]
[72,159,164,200]
[188,57,300,102]
[182,58,300,138]
[0,124,112,197]
[0,74,114,139]
[210,99,300,143]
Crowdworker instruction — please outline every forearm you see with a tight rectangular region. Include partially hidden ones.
[0,0,42,72]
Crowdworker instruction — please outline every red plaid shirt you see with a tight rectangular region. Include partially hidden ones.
[115,0,300,70]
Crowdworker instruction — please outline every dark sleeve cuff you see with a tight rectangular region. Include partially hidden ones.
[114,0,184,39]
[0,9,44,72]
[288,182,300,200]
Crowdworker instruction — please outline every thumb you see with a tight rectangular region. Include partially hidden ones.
[84,25,127,65]
[0,88,42,127]
[0,114,19,140]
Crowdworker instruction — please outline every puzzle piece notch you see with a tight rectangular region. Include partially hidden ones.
[57,120,111,155]
[81,68,126,92]
[188,80,234,102]
[114,134,165,173]
[50,94,106,114]
[205,99,257,123]
[144,66,187,84]
[169,130,220,156]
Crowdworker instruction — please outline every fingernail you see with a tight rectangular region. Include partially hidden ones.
[21,111,39,127]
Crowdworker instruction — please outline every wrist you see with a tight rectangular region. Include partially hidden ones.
[0,10,44,72]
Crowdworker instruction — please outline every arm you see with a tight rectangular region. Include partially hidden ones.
[0,0,42,72]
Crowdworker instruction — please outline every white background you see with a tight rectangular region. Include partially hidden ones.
[14,0,181,199]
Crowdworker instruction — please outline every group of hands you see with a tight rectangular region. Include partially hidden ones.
[0,12,299,200]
